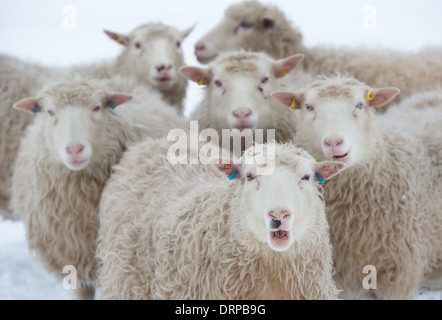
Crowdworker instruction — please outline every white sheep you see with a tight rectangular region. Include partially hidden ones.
[0,22,191,220]
[10,75,185,299]
[97,141,345,299]
[195,1,442,108]
[272,75,442,299]
[180,50,311,156]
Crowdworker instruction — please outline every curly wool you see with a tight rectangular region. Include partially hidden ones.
[97,140,338,300]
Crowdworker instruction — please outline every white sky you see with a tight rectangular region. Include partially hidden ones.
[1,0,441,116]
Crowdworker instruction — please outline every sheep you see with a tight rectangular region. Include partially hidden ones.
[180,49,312,156]
[97,140,345,300]
[0,22,191,220]
[195,0,442,108]
[272,75,442,299]
[78,22,194,111]
[9,75,185,299]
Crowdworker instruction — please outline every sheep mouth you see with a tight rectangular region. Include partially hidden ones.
[154,76,172,86]
[332,152,350,162]
[269,230,290,249]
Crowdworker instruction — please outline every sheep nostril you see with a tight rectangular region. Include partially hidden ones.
[270,219,281,229]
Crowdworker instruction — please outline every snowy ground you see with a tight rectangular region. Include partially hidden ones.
[1,0,442,300]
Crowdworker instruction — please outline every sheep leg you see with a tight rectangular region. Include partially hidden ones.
[73,286,95,300]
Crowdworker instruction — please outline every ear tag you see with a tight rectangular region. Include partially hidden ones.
[228,168,238,181]
[366,88,375,101]
[316,172,325,184]
[116,37,122,44]
[290,97,296,109]
[198,77,205,86]
[280,70,287,77]
[107,101,116,110]
[33,104,40,114]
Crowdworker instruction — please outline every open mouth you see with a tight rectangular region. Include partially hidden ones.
[332,151,350,162]
[269,230,290,249]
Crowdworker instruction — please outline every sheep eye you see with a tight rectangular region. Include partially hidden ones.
[246,173,255,181]
[134,42,141,49]
[305,104,314,111]
[47,110,54,117]
[93,106,101,112]
[240,19,254,29]
[214,80,222,87]
[355,102,365,109]
[261,77,269,84]
[301,175,311,181]
[176,41,181,48]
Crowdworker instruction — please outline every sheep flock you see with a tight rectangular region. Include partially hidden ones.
[1,1,441,301]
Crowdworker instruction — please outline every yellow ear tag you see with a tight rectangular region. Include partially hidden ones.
[280,70,287,77]
[116,37,122,44]
[198,77,205,86]
[366,88,375,101]
[290,97,296,109]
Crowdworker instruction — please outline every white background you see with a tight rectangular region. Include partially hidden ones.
[0,0,441,299]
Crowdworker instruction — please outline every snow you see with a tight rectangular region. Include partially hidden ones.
[0,0,441,300]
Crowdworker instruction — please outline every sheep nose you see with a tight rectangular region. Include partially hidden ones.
[195,42,205,52]
[66,145,84,156]
[268,210,291,229]
[323,137,344,149]
[156,64,172,72]
[232,109,252,120]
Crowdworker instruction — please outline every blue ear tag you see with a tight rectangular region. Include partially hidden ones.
[107,101,116,110]
[227,168,238,181]
[33,104,40,114]
[316,172,326,184]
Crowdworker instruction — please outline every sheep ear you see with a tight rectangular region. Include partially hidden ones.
[367,87,400,107]
[315,161,346,183]
[13,97,40,114]
[271,91,303,110]
[211,159,240,180]
[104,30,130,46]
[181,24,196,39]
[180,66,211,85]
[273,54,304,78]
[107,93,132,109]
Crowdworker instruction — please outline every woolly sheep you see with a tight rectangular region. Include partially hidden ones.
[97,141,345,299]
[10,75,185,299]
[195,1,442,108]
[272,75,442,299]
[80,22,194,111]
[0,22,190,219]
[180,50,311,155]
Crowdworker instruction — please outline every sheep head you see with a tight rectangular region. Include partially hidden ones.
[194,1,303,63]
[214,143,344,252]
[13,77,132,171]
[105,23,194,91]
[181,50,303,134]
[272,75,400,168]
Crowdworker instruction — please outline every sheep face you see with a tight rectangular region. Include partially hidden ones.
[181,51,303,133]
[14,80,131,171]
[272,77,400,168]
[194,1,288,64]
[217,144,344,252]
[105,23,193,91]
